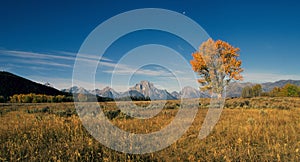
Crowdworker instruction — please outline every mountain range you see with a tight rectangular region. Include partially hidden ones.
[62,80,208,100]
[63,79,300,99]
[1,71,300,100]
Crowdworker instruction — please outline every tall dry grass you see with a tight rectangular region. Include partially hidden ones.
[0,98,299,161]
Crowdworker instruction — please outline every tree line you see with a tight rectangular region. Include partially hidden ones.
[241,84,263,98]
[241,83,300,98]
[0,93,153,103]
[9,93,73,103]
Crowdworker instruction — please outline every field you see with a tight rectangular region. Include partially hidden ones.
[0,97,299,161]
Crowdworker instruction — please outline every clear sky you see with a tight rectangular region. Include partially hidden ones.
[0,0,300,92]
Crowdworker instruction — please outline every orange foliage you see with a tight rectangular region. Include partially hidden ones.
[190,38,243,92]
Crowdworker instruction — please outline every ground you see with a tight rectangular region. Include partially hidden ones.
[0,97,299,161]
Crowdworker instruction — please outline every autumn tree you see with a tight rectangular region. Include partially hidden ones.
[265,84,300,97]
[252,84,262,97]
[269,87,282,97]
[281,83,299,97]
[190,38,243,95]
[241,86,253,98]
[241,84,262,98]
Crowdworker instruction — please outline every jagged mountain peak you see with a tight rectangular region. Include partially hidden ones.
[171,91,180,99]
[130,81,176,100]
[102,86,112,91]
[180,86,209,98]
[132,80,154,90]
[61,86,90,94]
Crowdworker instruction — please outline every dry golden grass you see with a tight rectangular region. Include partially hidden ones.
[0,98,299,161]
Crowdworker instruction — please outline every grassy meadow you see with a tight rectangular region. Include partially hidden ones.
[0,97,299,161]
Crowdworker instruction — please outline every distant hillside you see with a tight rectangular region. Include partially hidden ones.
[262,80,300,92]
[226,80,300,97]
[226,82,255,97]
[0,71,69,98]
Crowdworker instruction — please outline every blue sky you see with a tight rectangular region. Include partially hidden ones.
[0,0,300,91]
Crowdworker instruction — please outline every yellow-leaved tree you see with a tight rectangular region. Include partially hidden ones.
[190,38,243,95]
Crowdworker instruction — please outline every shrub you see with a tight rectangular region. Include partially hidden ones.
[244,100,250,106]
[41,106,50,113]
[105,110,121,120]
[239,102,245,107]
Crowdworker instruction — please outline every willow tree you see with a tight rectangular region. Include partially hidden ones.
[190,38,243,95]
